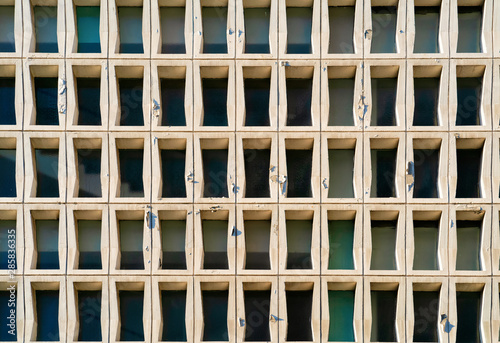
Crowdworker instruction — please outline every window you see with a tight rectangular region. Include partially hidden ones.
[35,219,59,269]
[77,220,102,269]
[0,143,16,197]
[413,4,440,53]
[286,6,312,54]
[286,67,313,126]
[370,139,398,198]
[456,65,484,126]
[202,214,228,270]
[159,66,186,126]
[412,139,441,198]
[0,6,15,52]
[119,290,144,341]
[77,290,102,341]
[243,5,270,54]
[202,6,227,53]
[118,73,144,126]
[413,66,441,126]
[118,6,143,53]
[160,139,187,198]
[35,77,58,125]
[34,6,58,52]
[201,67,228,126]
[456,287,483,342]
[371,5,397,53]
[243,66,271,126]
[370,219,397,270]
[413,217,440,271]
[286,211,313,270]
[161,288,187,341]
[201,139,229,198]
[119,220,144,270]
[456,138,484,198]
[327,66,355,126]
[457,5,483,53]
[161,219,186,270]
[328,217,355,270]
[285,139,313,198]
[243,138,271,198]
[413,287,439,342]
[243,211,271,270]
[35,289,60,341]
[0,220,16,269]
[202,285,229,341]
[328,5,355,53]
[76,76,101,126]
[160,6,185,53]
[0,76,16,125]
[76,6,100,53]
[370,66,399,126]
[117,141,144,198]
[327,139,355,198]
[76,148,102,198]
[370,287,398,342]
[0,286,16,341]
[328,286,355,341]
[286,287,313,341]
[244,285,271,341]
[456,218,482,271]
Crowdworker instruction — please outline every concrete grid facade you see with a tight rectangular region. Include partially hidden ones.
[1,0,500,342]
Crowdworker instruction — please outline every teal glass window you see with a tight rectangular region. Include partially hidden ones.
[34,6,58,52]
[76,6,100,53]
[36,219,59,269]
[328,6,355,54]
[119,290,144,341]
[202,290,229,341]
[328,219,355,270]
[161,290,187,341]
[371,6,397,53]
[244,8,270,53]
[77,220,102,269]
[36,290,59,341]
[328,78,355,126]
[0,149,15,197]
[119,220,144,270]
[35,77,58,125]
[118,7,143,53]
[35,149,59,197]
[286,220,312,269]
[328,290,355,341]
[119,149,144,198]
[160,7,185,53]
[244,220,271,270]
[161,220,186,270]
[414,7,440,53]
[0,6,15,52]
[77,290,102,341]
[202,7,227,53]
[202,220,228,269]
[286,7,312,54]
[202,149,228,198]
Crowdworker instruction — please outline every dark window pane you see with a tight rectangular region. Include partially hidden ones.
[0,289,16,341]
[286,149,312,198]
[161,78,186,126]
[414,7,440,53]
[78,220,102,269]
[78,290,102,341]
[371,220,397,270]
[0,77,15,125]
[371,6,397,53]
[413,221,439,270]
[119,78,143,126]
[286,78,312,126]
[244,8,270,53]
[413,78,439,126]
[119,149,144,198]
[35,149,59,197]
[34,6,58,53]
[77,149,101,197]
[328,6,355,53]
[36,219,59,269]
[77,78,101,125]
[0,221,16,270]
[328,220,354,270]
[202,220,228,269]
[161,290,187,341]
[456,148,482,198]
[286,220,312,269]
[456,220,481,271]
[161,220,186,270]
[286,290,313,341]
[413,149,439,198]
[328,78,354,126]
[0,149,15,197]
[202,290,229,341]
[370,290,397,342]
[286,7,312,54]
[76,7,101,53]
[36,290,59,341]
[160,7,186,54]
[119,290,145,341]
[456,77,482,126]
[244,290,270,341]
[456,291,482,343]
[161,149,186,198]
[202,7,227,53]
[35,77,58,125]
[244,78,270,126]
[119,220,144,270]
[328,290,355,341]
[202,149,228,198]
[457,7,482,53]
[413,291,439,342]
[371,78,397,126]
[370,149,397,198]
[244,220,271,270]
[328,149,354,198]
[244,149,270,198]
[118,7,143,53]
[202,78,228,126]
[0,6,15,52]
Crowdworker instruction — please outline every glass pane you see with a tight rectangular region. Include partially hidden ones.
[286,7,312,54]
[413,291,439,342]
[370,290,397,342]
[328,290,355,341]
[77,290,102,341]
[77,220,102,269]
[161,290,187,341]
[456,220,481,270]
[456,291,481,342]
[286,149,313,198]
[413,149,439,198]
[161,149,186,198]
[456,77,482,126]
[202,149,228,198]
[244,149,270,198]
[0,289,16,341]
[244,8,270,53]
[119,291,144,341]
[202,220,228,269]
[370,149,397,198]
[413,221,439,270]
[77,78,101,125]
[34,6,58,53]
[119,149,144,198]
[244,220,271,270]
[36,290,59,341]
[244,290,270,341]
[286,290,313,341]
[202,7,227,53]
[328,6,355,54]
[35,149,59,197]
[328,149,355,198]
[119,220,144,270]
[457,7,482,53]
[77,149,101,197]
[0,6,14,52]
[0,221,16,270]
[456,148,482,198]
[161,220,186,270]
[286,220,312,269]
[161,78,186,126]
[414,7,440,53]
[119,78,143,126]
[328,220,355,270]
[370,220,397,270]
[413,78,439,126]
[202,78,228,126]
[202,290,229,341]
[36,219,59,269]
[244,78,270,126]
[0,77,15,125]
[118,7,143,53]
[76,6,100,53]
[160,7,186,54]
[328,78,354,126]
[371,78,397,126]
[286,78,312,126]
[0,149,15,197]
[35,77,58,125]
[371,6,397,53]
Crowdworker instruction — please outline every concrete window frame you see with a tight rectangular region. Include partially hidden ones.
[0,205,24,276]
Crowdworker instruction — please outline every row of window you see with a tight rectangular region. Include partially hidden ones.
[0,0,496,57]
[1,205,498,274]
[0,277,496,342]
[0,133,498,202]
[2,61,499,130]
